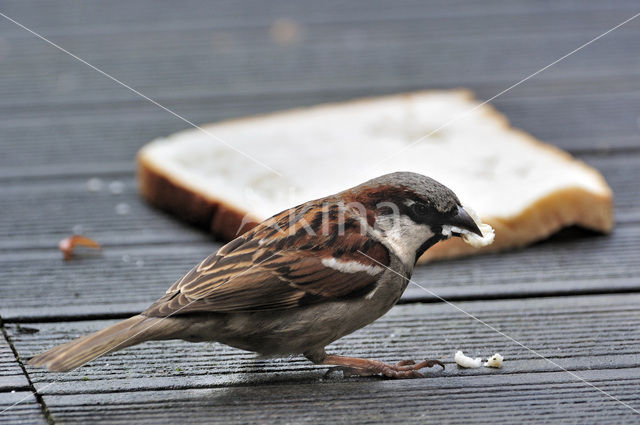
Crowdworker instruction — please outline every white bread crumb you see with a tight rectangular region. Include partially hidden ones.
[454,350,482,368]
[461,206,495,248]
[484,353,504,368]
[441,206,495,248]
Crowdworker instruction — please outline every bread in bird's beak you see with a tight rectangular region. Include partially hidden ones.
[443,206,495,248]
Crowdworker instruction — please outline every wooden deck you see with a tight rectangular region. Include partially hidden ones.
[1,1,640,423]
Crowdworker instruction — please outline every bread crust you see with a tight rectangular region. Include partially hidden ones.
[137,89,614,263]
[138,155,259,240]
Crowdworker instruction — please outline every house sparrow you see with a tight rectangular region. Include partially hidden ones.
[29,172,484,378]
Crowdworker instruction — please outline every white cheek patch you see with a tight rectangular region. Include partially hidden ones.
[321,257,383,276]
[375,215,434,266]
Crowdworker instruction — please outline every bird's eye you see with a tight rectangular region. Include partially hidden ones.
[412,203,428,216]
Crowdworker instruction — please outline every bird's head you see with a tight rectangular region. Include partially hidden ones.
[346,171,484,266]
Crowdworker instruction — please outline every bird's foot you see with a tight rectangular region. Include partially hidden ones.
[314,353,444,379]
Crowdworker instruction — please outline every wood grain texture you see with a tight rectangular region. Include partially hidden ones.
[1,0,638,37]
[1,4,639,175]
[0,6,638,109]
[0,176,213,250]
[2,87,640,177]
[2,95,640,180]
[2,26,639,110]
[0,392,46,425]
[38,372,640,425]
[6,294,640,423]
[8,294,640,392]
[0,333,29,391]
[2,221,639,320]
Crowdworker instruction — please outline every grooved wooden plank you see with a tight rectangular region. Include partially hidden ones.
[0,392,46,425]
[1,222,639,321]
[1,22,639,111]
[0,175,214,250]
[6,294,640,424]
[1,0,637,37]
[9,294,640,393]
[39,372,640,425]
[1,90,640,176]
[493,93,640,145]
[0,333,29,391]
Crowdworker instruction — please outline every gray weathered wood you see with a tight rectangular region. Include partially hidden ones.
[1,6,638,109]
[1,0,637,37]
[7,294,640,394]
[39,371,640,425]
[0,333,29,391]
[0,392,46,425]
[0,176,213,250]
[6,294,640,423]
[2,221,639,320]
[1,92,639,178]
[1,4,639,176]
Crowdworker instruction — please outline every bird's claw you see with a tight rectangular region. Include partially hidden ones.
[327,358,445,379]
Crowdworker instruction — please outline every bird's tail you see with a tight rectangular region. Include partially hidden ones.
[28,315,176,372]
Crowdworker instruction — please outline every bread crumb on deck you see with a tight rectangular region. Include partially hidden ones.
[484,353,504,368]
[454,350,482,368]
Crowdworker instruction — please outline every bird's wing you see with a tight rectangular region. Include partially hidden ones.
[144,203,390,316]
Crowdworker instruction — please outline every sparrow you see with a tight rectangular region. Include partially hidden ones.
[30,172,483,379]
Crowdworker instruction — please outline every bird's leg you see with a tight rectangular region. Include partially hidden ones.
[305,350,444,379]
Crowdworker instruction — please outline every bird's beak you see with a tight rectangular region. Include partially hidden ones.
[449,206,483,237]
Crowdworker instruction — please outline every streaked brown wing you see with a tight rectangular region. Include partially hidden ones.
[144,206,390,316]
[144,265,310,316]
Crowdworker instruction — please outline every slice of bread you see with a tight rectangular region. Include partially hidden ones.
[137,90,613,263]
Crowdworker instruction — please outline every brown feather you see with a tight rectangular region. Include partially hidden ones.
[27,315,184,372]
[143,200,390,316]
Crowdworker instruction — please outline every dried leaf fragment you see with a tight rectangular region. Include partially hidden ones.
[59,235,102,260]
